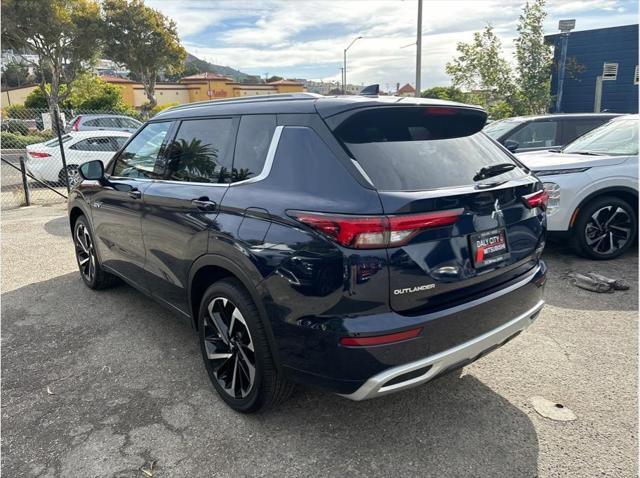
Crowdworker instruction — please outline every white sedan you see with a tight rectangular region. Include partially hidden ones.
[25,130,131,187]
[517,115,638,260]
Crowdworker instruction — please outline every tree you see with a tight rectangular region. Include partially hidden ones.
[66,73,131,112]
[267,75,284,83]
[446,25,515,118]
[2,62,29,87]
[1,0,103,124]
[420,86,467,102]
[103,0,186,117]
[514,0,552,114]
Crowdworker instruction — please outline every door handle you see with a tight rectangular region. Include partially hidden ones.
[129,189,142,199]
[192,198,217,211]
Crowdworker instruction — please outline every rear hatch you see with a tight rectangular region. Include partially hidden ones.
[330,105,546,314]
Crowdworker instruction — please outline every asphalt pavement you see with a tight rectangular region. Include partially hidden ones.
[1,204,637,477]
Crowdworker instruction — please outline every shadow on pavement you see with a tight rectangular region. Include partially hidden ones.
[541,241,638,312]
[43,216,71,238]
[2,272,539,477]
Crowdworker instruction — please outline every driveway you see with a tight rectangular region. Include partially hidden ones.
[2,204,637,477]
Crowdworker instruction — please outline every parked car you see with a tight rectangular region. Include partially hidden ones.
[68,94,547,413]
[26,131,131,186]
[66,114,142,133]
[517,115,638,259]
[484,113,621,153]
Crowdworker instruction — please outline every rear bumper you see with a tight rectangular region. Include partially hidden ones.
[277,260,547,394]
[340,299,544,400]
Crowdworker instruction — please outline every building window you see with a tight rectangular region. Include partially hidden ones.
[602,63,618,81]
[635,65,639,85]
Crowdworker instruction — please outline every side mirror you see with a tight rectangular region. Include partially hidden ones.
[504,140,519,153]
[78,160,104,181]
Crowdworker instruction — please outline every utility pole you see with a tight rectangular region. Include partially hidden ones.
[415,0,423,97]
[555,19,575,113]
[343,36,363,95]
[340,67,344,94]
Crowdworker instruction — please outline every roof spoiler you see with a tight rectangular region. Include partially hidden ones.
[359,84,379,96]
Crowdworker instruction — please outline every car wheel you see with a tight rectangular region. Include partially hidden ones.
[571,195,637,260]
[199,278,294,413]
[58,165,80,188]
[73,215,120,289]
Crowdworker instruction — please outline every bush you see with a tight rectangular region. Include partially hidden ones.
[150,102,180,117]
[4,104,27,119]
[5,120,29,135]
[1,131,49,149]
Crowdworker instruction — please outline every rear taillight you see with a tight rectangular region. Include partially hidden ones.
[523,190,549,210]
[290,208,463,249]
[28,151,51,158]
[71,116,82,131]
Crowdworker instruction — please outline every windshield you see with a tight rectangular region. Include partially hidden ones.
[563,118,638,156]
[483,119,522,139]
[334,108,526,191]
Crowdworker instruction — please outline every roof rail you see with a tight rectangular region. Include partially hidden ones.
[161,92,321,114]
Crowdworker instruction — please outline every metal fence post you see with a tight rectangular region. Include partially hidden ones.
[19,156,31,206]
[53,104,70,193]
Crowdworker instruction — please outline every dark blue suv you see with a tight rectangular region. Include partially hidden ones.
[69,94,547,413]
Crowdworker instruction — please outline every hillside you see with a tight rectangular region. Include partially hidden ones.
[185,53,260,83]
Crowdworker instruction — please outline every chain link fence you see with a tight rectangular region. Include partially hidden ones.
[1,107,142,209]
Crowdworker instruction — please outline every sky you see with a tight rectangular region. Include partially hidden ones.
[147,0,638,92]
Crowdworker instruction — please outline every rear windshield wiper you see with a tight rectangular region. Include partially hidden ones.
[473,162,516,181]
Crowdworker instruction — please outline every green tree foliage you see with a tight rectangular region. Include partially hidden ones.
[2,62,29,87]
[514,0,553,114]
[420,86,468,102]
[3,104,28,118]
[445,2,553,118]
[446,25,515,116]
[1,0,103,121]
[103,0,186,117]
[267,76,284,83]
[66,73,132,112]
[150,101,180,117]
[24,85,68,109]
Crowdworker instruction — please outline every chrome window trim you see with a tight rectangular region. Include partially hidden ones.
[110,125,284,187]
[229,125,284,187]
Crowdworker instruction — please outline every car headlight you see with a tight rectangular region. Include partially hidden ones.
[533,167,590,176]
[543,182,560,214]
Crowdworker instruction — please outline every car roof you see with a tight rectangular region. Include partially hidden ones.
[495,113,623,123]
[78,114,139,120]
[63,130,131,139]
[152,93,485,121]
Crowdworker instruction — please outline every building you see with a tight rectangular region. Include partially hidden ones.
[100,72,304,109]
[396,83,416,97]
[546,24,638,113]
[0,72,305,109]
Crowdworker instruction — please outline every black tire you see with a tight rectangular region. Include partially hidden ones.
[58,164,80,188]
[73,215,120,289]
[571,195,637,260]
[199,278,294,413]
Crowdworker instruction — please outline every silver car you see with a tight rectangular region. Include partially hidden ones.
[66,114,142,134]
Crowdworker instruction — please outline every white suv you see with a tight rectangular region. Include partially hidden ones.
[517,115,638,260]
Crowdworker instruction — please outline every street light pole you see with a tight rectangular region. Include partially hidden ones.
[555,19,575,113]
[415,0,423,97]
[343,36,363,95]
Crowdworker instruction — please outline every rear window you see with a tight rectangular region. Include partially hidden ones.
[334,107,525,191]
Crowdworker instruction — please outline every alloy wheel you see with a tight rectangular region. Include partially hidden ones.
[584,205,632,256]
[75,223,95,282]
[203,297,256,399]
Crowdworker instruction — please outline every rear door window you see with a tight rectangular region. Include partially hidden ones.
[507,121,559,149]
[70,137,118,152]
[561,118,608,144]
[232,115,276,182]
[333,107,525,191]
[161,118,236,183]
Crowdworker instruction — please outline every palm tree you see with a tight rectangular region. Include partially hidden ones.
[165,138,220,182]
